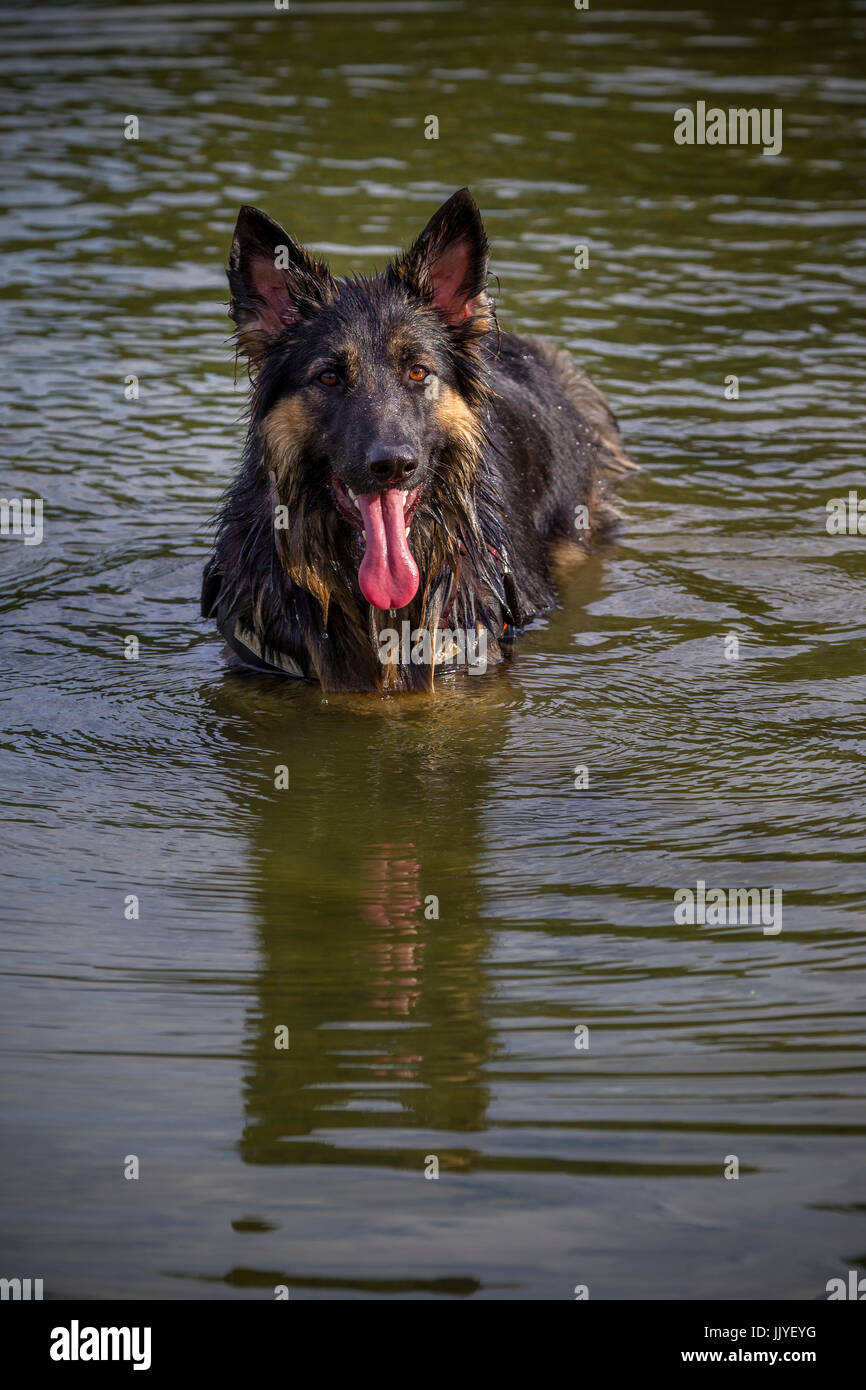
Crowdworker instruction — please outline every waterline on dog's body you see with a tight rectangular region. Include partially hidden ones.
[378,621,488,675]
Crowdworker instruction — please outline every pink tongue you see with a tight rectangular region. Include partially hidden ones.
[356,489,419,610]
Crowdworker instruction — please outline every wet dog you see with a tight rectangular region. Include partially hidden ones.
[201,188,635,691]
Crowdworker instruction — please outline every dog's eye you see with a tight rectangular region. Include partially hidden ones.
[408,365,429,383]
[318,370,339,387]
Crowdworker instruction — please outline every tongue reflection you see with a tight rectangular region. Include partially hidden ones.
[356,488,419,610]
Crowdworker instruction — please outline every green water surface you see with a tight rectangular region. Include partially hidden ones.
[1,0,864,1299]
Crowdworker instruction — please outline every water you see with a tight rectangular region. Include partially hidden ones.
[1,0,865,1300]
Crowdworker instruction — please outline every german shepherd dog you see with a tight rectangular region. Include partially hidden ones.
[201,189,635,691]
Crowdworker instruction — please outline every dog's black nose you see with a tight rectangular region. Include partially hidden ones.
[367,446,418,485]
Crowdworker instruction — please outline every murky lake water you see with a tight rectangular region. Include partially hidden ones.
[1,0,865,1300]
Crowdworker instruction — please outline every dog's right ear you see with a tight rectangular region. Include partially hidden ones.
[228,206,333,363]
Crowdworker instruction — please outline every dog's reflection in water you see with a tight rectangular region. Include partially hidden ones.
[221,691,505,1160]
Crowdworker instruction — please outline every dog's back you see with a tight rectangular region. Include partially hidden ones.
[481,332,636,621]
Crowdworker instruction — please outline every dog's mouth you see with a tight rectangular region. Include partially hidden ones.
[332,477,421,610]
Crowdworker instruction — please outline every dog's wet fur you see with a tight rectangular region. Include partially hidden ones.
[201,188,636,691]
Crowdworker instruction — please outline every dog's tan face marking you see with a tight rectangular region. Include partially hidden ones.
[308,341,363,387]
[263,394,315,479]
[385,330,426,374]
[433,383,482,459]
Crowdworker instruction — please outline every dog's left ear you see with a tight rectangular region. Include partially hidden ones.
[393,188,492,328]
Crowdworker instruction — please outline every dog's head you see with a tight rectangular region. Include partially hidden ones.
[227,189,495,614]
